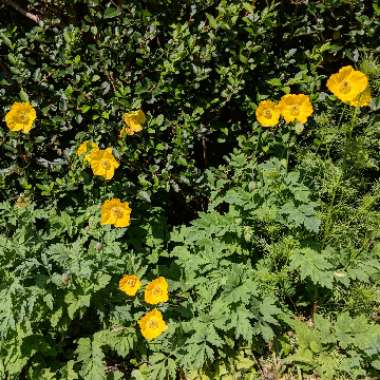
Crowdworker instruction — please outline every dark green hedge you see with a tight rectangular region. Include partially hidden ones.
[0,0,379,218]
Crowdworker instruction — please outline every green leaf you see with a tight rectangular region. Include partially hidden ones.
[137,190,151,203]
[206,13,218,29]
[76,338,106,380]
[289,248,334,288]
[19,89,29,102]
[372,359,380,370]
[266,78,282,87]
[104,7,121,19]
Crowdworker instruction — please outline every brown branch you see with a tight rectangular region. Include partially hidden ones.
[3,0,41,23]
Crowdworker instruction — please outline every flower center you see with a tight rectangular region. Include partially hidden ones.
[264,109,272,119]
[147,319,159,329]
[152,287,162,296]
[290,105,300,115]
[127,278,136,287]
[15,111,30,124]
[111,207,124,219]
[339,81,351,94]
[101,159,111,170]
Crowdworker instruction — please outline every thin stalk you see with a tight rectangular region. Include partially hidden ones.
[343,107,359,171]
[323,105,346,161]
[322,170,341,247]
[322,107,359,246]
[255,126,263,157]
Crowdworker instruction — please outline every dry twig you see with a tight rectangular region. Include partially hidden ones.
[3,0,41,23]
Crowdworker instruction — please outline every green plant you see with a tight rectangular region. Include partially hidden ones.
[0,1,380,379]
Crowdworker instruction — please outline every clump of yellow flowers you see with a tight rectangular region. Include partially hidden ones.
[118,274,169,341]
[74,110,145,180]
[86,148,120,180]
[76,140,120,180]
[5,102,37,133]
[255,65,371,129]
[256,94,313,128]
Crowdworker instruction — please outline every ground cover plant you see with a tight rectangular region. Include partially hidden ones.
[0,0,380,379]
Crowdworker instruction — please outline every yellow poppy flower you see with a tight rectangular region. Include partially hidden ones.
[255,100,281,127]
[87,148,119,180]
[101,198,131,228]
[326,65,368,103]
[76,141,99,161]
[279,94,313,124]
[5,102,37,133]
[118,274,141,296]
[348,86,372,107]
[121,110,146,136]
[144,277,169,305]
[138,309,168,341]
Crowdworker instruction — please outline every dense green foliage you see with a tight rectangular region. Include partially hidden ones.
[0,0,380,379]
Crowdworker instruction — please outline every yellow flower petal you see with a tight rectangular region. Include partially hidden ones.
[122,110,146,136]
[279,94,313,124]
[144,277,169,305]
[138,309,168,341]
[87,148,119,180]
[327,66,369,103]
[119,275,141,296]
[256,100,281,127]
[5,102,37,134]
[76,141,99,160]
[348,86,372,107]
[101,198,132,228]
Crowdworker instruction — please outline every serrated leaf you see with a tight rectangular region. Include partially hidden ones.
[289,248,335,288]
